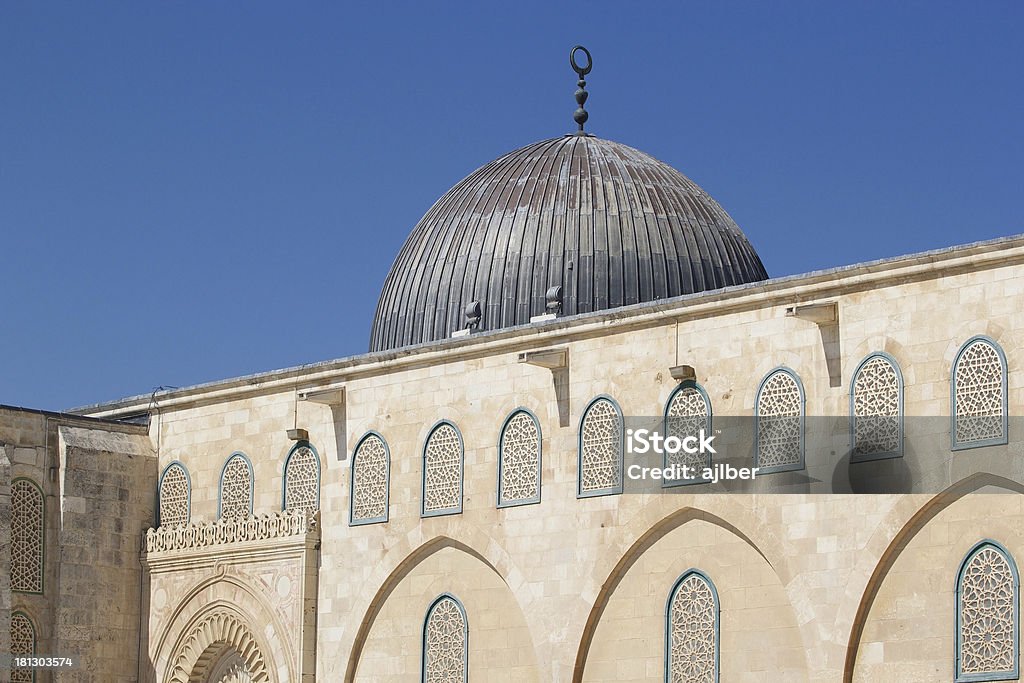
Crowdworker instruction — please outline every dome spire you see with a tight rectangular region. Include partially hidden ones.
[570,45,592,134]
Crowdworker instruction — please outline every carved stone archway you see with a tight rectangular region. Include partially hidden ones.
[167,611,270,683]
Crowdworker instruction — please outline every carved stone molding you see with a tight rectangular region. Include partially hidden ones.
[167,610,270,683]
[145,509,318,554]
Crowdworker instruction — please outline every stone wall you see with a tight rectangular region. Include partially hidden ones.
[54,425,156,682]
[75,237,1024,681]
[0,443,11,683]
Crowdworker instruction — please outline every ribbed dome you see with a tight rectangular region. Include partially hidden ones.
[370,135,768,351]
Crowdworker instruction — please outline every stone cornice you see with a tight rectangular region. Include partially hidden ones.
[74,233,1024,418]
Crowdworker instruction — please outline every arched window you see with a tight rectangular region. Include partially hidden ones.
[664,382,712,487]
[422,594,468,683]
[158,462,191,527]
[850,353,903,461]
[952,336,1008,450]
[956,540,1019,681]
[350,432,390,525]
[666,569,719,683]
[218,452,254,520]
[497,409,542,507]
[421,421,464,517]
[755,368,805,473]
[10,611,36,683]
[11,478,44,594]
[578,396,624,497]
[283,442,321,514]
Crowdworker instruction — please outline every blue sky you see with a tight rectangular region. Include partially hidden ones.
[2,2,1022,410]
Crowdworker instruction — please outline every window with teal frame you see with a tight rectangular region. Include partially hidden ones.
[283,442,321,513]
[422,593,468,683]
[497,408,542,507]
[663,381,712,487]
[577,395,624,498]
[850,352,904,462]
[754,368,805,474]
[350,431,390,525]
[218,452,254,520]
[955,540,1019,682]
[952,336,1008,450]
[421,421,464,517]
[666,569,719,683]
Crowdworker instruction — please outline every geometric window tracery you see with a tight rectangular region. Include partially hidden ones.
[852,354,903,459]
[11,478,44,594]
[578,397,623,496]
[10,611,36,683]
[158,462,191,528]
[498,410,541,506]
[956,541,1019,681]
[219,453,253,521]
[953,337,1007,449]
[351,432,390,525]
[423,594,468,683]
[422,422,463,516]
[755,368,804,473]
[665,383,712,484]
[283,443,320,514]
[667,570,719,683]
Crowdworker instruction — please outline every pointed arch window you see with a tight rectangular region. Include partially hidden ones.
[11,478,44,594]
[498,409,542,507]
[422,421,464,517]
[218,452,254,520]
[578,396,624,497]
[851,353,904,461]
[10,611,36,683]
[158,462,191,527]
[666,569,719,683]
[283,442,321,513]
[422,594,468,683]
[350,432,390,525]
[956,540,1019,681]
[755,368,805,473]
[952,337,1008,450]
[664,382,712,486]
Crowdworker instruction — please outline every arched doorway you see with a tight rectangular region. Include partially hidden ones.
[167,611,270,683]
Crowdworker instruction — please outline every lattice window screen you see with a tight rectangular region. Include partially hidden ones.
[756,370,803,470]
[579,398,622,494]
[957,543,1018,679]
[284,445,320,513]
[423,424,463,514]
[666,386,711,473]
[11,480,44,593]
[219,454,253,520]
[351,434,389,523]
[159,463,190,527]
[954,339,1006,445]
[668,572,718,683]
[499,411,540,505]
[423,596,467,683]
[853,355,901,456]
[10,612,36,683]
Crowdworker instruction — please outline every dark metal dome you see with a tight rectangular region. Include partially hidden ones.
[370,135,768,351]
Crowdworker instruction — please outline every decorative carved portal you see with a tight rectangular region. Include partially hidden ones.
[167,611,270,683]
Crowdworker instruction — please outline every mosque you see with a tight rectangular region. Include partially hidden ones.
[2,46,1023,683]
